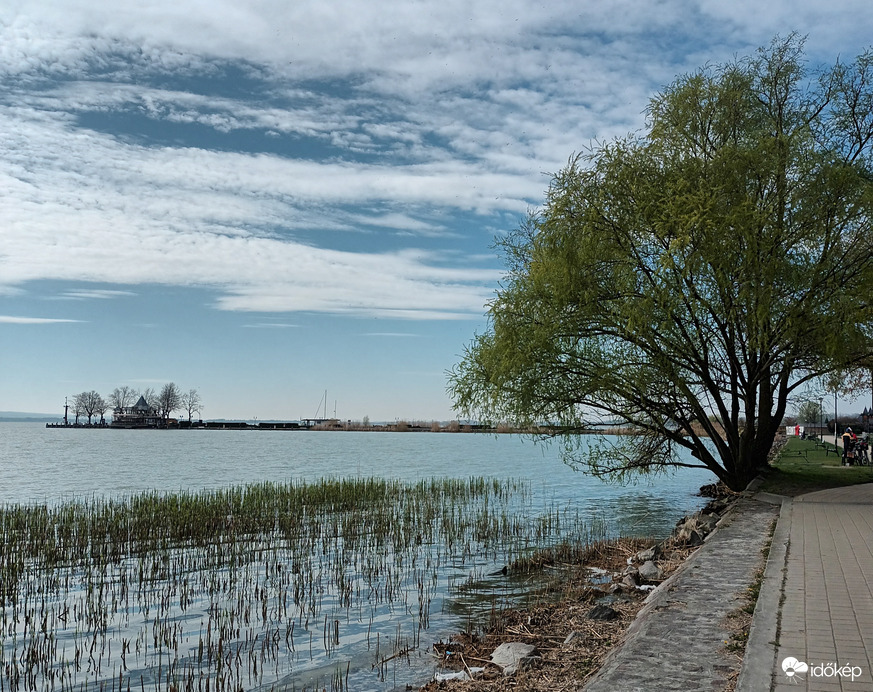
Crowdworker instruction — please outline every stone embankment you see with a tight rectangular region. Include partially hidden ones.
[583,494,779,691]
[424,488,773,690]
[620,492,733,590]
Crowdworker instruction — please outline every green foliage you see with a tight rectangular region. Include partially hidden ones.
[450,35,873,491]
[795,399,824,426]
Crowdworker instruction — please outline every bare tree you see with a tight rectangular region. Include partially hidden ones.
[157,382,182,421]
[180,388,203,422]
[108,385,138,410]
[95,394,109,425]
[72,393,85,425]
[74,390,105,425]
[140,387,159,412]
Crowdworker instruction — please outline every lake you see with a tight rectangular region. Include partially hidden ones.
[0,424,717,690]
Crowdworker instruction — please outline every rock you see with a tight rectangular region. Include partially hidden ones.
[699,482,733,500]
[652,538,672,556]
[596,593,619,604]
[622,572,639,587]
[706,498,731,514]
[675,527,704,547]
[490,642,541,675]
[587,604,620,621]
[635,546,658,562]
[696,513,719,533]
[698,483,719,497]
[638,560,662,582]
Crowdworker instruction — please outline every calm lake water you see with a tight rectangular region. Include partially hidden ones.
[0,424,717,690]
[0,424,715,530]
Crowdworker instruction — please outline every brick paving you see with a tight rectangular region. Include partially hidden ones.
[768,485,873,692]
[577,482,873,692]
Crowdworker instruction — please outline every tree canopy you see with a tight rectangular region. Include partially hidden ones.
[157,382,182,421]
[449,36,873,491]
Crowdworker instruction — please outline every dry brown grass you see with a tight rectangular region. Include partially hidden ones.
[509,537,652,574]
[420,536,700,691]
[424,596,644,691]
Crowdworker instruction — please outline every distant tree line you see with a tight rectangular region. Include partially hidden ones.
[69,383,202,425]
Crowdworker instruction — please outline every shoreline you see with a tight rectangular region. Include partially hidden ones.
[419,486,741,690]
[41,420,649,434]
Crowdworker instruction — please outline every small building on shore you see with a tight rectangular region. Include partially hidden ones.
[111,396,162,428]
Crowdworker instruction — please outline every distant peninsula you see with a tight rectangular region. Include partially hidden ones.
[0,411,58,423]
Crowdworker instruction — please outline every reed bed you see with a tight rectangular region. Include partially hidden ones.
[0,477,603,691]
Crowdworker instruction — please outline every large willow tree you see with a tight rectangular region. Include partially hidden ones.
[450,36,873,491]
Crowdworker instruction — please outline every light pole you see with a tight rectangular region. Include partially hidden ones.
[819,397,823,443]
[835,390,839,449]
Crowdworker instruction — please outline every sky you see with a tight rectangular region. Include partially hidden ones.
[1,1,871,422]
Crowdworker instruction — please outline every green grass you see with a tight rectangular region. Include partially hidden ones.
[758,436,873,496]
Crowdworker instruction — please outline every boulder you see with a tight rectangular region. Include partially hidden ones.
[696,512,720,533]
[638,560,662,582]
[674,527,704,547]
[705,498,731,515]
[490,642,541,675]
[635,546,658,562]
[587,604,620,621]
[673,510,719,540]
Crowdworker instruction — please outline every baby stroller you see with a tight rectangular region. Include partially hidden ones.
[855,436,870,466]
[842,429,869,466]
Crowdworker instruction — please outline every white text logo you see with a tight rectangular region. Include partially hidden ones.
[782,657,863,682]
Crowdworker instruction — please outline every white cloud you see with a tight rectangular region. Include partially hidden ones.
[1,0,868,324]
[58,289,137,300]
[0,315,82,324]
[0,83,512,318]
[2,2,866,92]
[697,0,873,54]
[0,0,868,419]
[346,212,454,237]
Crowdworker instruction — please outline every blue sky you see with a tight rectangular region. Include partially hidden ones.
[1,1,871,421]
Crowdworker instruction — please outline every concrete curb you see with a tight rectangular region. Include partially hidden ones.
[735,495,792,692]
[583,494,780,691]
[580,499,746,690]
[592,493,748,658]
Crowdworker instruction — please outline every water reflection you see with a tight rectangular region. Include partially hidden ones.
[0,425,716,691]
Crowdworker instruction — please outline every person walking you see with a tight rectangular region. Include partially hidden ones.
[842,427,857,465]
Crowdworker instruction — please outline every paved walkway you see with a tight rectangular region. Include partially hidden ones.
[581,483,873,691]
[740,484,873,692]
[584,496,780,691]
